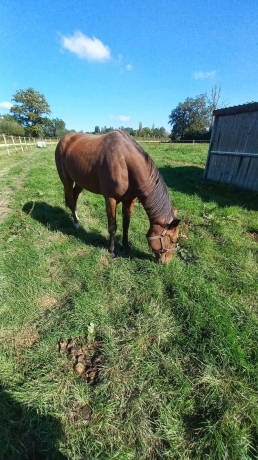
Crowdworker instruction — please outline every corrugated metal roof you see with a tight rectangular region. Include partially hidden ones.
[213,102,258,117]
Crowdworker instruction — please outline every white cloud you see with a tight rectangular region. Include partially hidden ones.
[0,102,13,110]
[61,31,111,61]
[193,70,216,80]
[109,115,131,122]
[126,64,133,71]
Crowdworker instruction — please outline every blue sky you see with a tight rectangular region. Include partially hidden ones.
[1,0,258,132]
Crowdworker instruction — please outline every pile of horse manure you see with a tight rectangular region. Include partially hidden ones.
[58,335,104,385]
[244,231,258,243]
[67,403,92,423]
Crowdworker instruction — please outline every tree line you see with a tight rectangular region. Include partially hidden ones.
[0,85,227,140]
[93,124,168,139]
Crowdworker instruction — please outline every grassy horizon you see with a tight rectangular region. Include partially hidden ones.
[0,142,258,459]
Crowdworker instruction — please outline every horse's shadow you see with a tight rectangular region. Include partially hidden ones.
[22,201,152,261]
[160,165,258,211]
[0,388,67,459]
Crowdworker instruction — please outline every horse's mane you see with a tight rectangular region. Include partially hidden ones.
[116,130,174,224]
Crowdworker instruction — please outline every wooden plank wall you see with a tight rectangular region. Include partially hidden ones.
[204,110,258,192]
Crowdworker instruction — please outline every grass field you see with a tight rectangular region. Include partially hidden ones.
[0,142,258,459]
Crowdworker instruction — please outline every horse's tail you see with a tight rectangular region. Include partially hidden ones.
[55,135,72,208]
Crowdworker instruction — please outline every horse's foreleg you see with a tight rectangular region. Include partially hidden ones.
[105,197,117,258]
[122,198,137,249]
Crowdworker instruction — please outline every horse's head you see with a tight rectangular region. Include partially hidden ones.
[146,212,180,265]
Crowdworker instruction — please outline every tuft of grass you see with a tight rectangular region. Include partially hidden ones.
[0,144,258,459]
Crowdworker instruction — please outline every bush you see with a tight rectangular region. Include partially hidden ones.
[0,120,25,136]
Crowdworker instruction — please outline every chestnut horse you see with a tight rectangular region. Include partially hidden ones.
[55,130,180,264]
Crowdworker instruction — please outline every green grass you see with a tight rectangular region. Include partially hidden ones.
[0,143,258,459]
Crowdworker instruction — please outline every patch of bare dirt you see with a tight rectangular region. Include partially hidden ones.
[38,295,59,310]
[58,335,104,385]
[0,324,39,350]
[0,194,13,223]
[0,166,11,177]
[14,325,39,351]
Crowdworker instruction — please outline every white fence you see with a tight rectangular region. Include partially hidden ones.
[0,134,59,156]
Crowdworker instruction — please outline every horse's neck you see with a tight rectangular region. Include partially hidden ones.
[137,175,173,227]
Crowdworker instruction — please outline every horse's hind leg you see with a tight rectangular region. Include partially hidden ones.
[73,183,83,226]
[105,197,117,258]
[64,178,81,229]
[122,198,137,249]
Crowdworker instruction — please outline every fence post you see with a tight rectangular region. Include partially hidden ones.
[24,137,28,150]
[11,136,18,151]
[19,136,24,152]
[3,134,10,156]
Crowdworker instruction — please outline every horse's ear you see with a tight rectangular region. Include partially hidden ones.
[168,217,180,229]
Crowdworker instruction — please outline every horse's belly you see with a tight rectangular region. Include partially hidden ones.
[75,172,102,194]
[65,153,130,198]
[65,157,102,194]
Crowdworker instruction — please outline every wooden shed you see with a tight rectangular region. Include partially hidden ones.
[204,102,258,191]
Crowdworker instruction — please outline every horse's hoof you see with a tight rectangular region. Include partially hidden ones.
[74,222,80,229]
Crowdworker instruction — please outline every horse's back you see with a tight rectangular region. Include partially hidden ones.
[55,131,150,199]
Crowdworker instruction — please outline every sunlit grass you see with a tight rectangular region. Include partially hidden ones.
[0,143,257,459]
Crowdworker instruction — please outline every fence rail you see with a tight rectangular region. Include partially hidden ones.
[1,134,210,156]
[170,140,210,144]
[137,139,210,144]
[0,134,59,156]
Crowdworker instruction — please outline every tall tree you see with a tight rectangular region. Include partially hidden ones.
[210,84,228,112]
[10,88,51,136]
[210,84,228,128]
[169,94,212,140]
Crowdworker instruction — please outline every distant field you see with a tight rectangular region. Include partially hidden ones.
[0,142,258,459]
[139,141,209,166]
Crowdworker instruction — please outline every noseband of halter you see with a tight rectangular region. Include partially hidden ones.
[146,229,176,254]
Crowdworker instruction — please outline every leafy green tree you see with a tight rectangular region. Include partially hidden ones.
[142,127,153,138]
[10,88,51,137]
[94,126,100,134]
[54,119,68,137]
[169,94,212,140]
[41,118,54,137]
[42,118,68,138]
[26,124,43,138]
[159,127,167,137]
[1,114,14,122]
[119,127,135,136]
[100,126,113,133]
